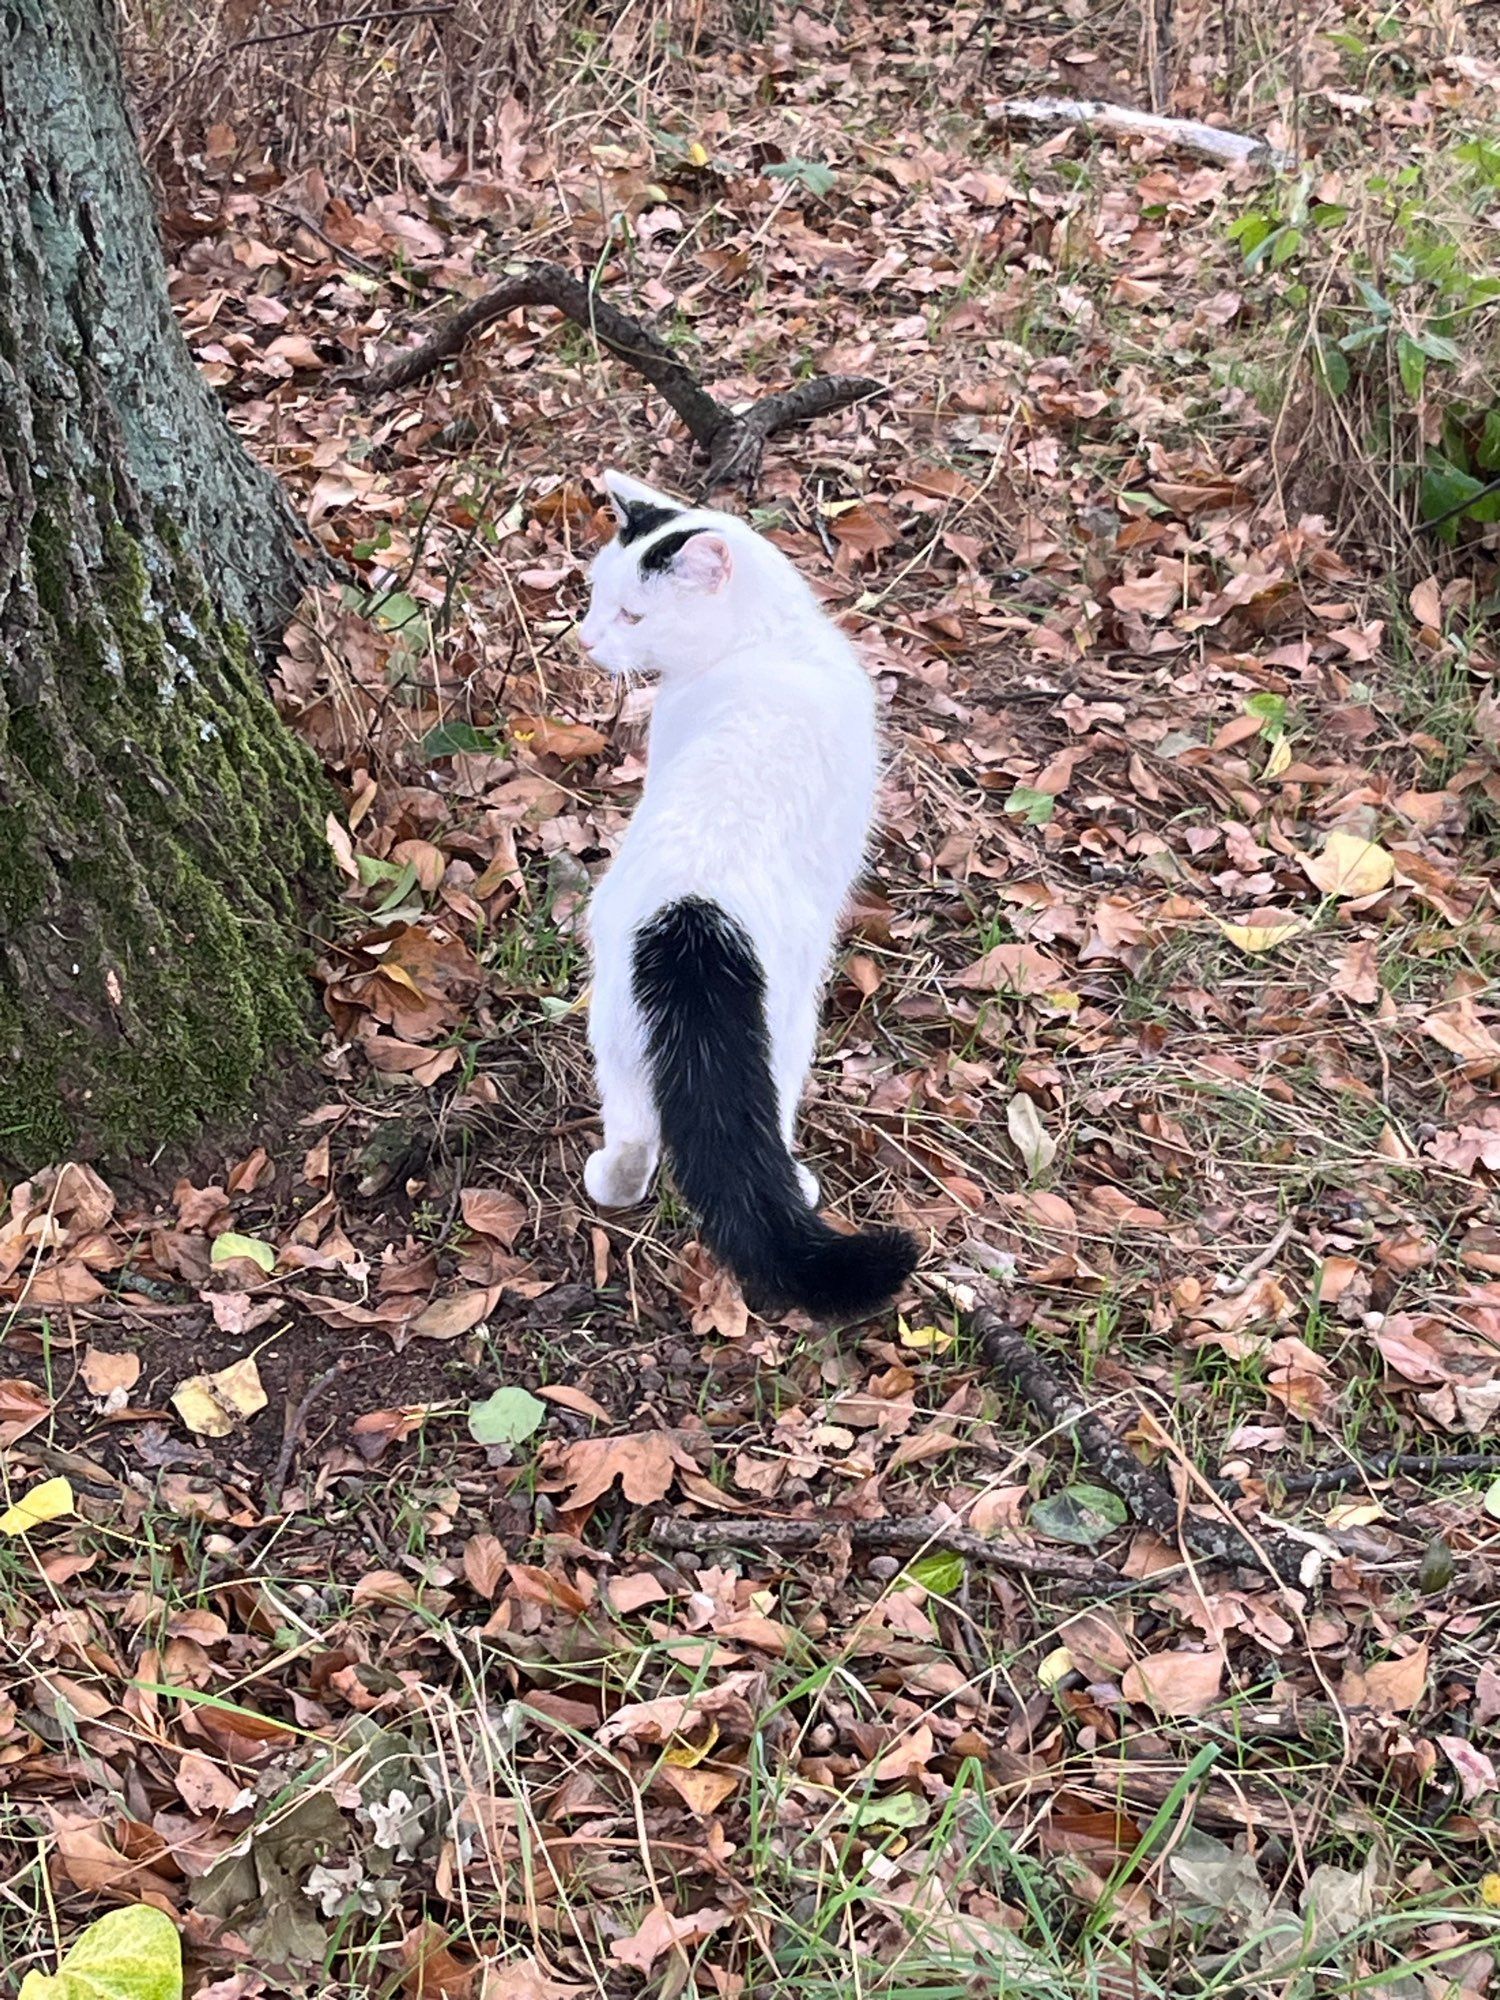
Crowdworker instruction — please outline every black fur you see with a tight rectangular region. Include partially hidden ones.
[638,525,709,576]
[631,897,918,1320]
[618,500,681,546]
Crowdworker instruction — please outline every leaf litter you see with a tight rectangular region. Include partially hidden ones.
[3,1,1500,1994]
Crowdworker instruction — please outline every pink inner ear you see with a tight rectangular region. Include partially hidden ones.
[675,534,732,592]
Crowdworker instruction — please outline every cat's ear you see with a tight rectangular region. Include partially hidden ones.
[669,532,733,594]
[603,469,680,525]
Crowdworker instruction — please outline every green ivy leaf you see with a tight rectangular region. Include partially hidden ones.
[19,1905,182,2000]
[421,719,503,760]
[766,158,836,198]
[1031,1483,1128,1548]
[1004,784,1056,826]
[1243,691,1286,735]
[904,1549,965,1596]
[468,1386,546,1446]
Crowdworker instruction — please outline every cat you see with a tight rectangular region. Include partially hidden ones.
[577,469,919,1321]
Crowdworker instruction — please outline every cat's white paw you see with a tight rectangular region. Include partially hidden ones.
[795,1161,821,1208]
[586,1145,655,1208]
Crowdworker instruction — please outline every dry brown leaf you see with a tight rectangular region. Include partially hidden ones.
[459,1188,527,1247]
[0,1378,51,1447]
[175,1749,250,1816]
[1423,999,1500,1070]
[608,1904,728,1972]
[462,1533,507,1599]
[510,715,608,762]
[81,1347,141,1400]
[1120,1648,1225,1718]
[1362,1641,1428,1714]
[551,1432,694,1512]
[952,942,1066,995]
[536,1383,613,1423]
[408,1288,496,1340]
[1330,939,1380,1006]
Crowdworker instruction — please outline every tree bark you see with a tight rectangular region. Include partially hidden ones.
[0,0,331,1165]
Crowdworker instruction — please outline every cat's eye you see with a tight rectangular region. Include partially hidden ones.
[617,608,644,625]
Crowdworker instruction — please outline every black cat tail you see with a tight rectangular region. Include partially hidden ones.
[631,897,918,1320]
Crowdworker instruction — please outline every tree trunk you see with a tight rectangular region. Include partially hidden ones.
[0,0,332,1166]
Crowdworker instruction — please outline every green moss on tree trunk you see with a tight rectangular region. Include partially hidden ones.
[0,0,333,1166]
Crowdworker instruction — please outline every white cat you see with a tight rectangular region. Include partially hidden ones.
[577,470,917,1320]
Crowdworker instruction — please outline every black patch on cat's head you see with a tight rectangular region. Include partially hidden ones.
[639,525,708,576]
[618,500,682,547]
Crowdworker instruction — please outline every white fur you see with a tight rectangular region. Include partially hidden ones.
[580,471,879,1212]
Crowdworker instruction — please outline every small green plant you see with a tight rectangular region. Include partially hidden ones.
[1227,143,1500,547]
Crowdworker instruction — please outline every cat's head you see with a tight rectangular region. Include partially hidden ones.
[578,471,767,678]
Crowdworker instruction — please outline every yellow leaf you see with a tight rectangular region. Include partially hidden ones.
[209,1230,275,1274]
[688,141,710,167]
[172,1357,268,1438]
[898,1319,953,1353]
[1264,733,1292,778]
[1301,830,1395,899]
[1481,1872,1500,1909]
[0,1476,73,1535]
[19,1902,182,2000]
[1218,919,1304,954]
[663,1718,720,1767]
[1038,1645,1074,1689]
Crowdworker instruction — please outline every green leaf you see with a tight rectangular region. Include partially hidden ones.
[766,158,836,197]
[841,1789,930,1832]
[210,1232,276,1275]
[1004,784,1055,826]
[1314,341,1350,398]
[468,1386,546,1446]
[1420,460,1486,541]
[1310,202,1349,227]
[1397,334,1427,402]
[371,860,420,916]
[1410,329,1461,365]
[1030,1483,1129,1548]
[1477,408,1500,472]
[1243,691,1286,735]
[19,1904,183,2000]
[1269,226,1304,268]
[904,1549,965,1596]
[370,591,423,632]
[421,719,503,760]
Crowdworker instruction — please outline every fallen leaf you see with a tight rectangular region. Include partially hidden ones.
[551,1432,694,1511]
[17,1902,181,2000]
[1362,1640,1429,1714]
[0,1378,51,1447]
[1006,1092,1057,1174]
[608,1904,727,1973]
[1330,939,1380,1005]
[462,1534,507,1598]
[171,1358,268,1438]
[460,1188,527,1247]
[81,1348,141,1400]
[1301,831,1395,900]
[209,1231,276,1276]
[1218,918,1305,954]
[408,1290,494,1340]
[1121,1649,1225,1718]
[468,1387,546,1446]
[0,1476,74,1535]
[509,716,608,762]
[953,942,1065,994]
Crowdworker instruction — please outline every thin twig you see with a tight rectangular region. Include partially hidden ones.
[1272,1450,1500,1498]
[650,1513,1120,1591]
[970,1305,1318,1589]
[989,95,1291,170]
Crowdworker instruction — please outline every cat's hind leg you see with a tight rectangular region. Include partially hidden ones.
[771,987,822,1209]
[586,982,660,1208]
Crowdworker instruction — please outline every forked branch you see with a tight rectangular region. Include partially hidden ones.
[358,259,883,494]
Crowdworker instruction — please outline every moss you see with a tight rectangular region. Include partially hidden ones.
[0,486,334,1168]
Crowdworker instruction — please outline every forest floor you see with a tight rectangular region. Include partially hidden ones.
[4,2,1500,1995]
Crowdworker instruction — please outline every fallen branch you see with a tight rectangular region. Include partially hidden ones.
[970,1305,1318,1589]
[358,259,884,493]
[989,96,1290,171]
[650,1512,1120,1592]
[1272,1449,1500,1498]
